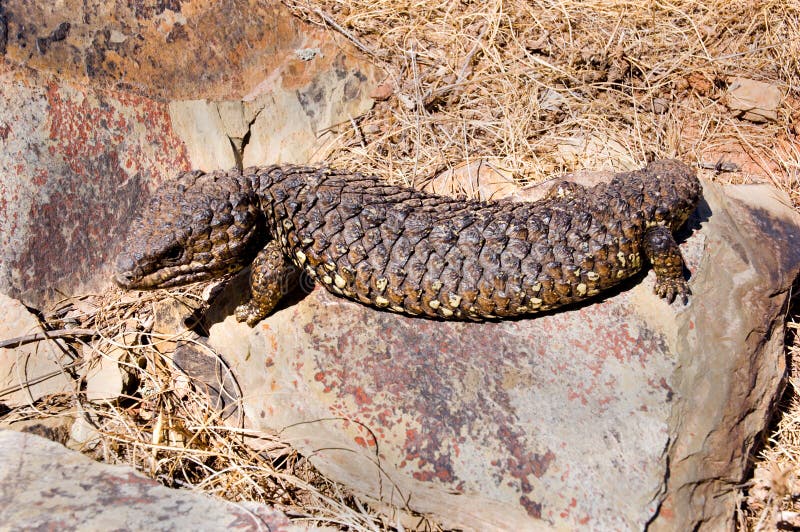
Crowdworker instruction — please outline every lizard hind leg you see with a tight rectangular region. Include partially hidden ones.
[643,225,690,304]
[235,240,300,326]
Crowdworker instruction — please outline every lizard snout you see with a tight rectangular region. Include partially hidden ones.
[114,253,138,288]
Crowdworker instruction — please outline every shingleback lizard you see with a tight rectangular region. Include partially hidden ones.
[114,159,702,325]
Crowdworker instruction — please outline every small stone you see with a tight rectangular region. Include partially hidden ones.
[554,133,638,170]
[108,30,128,44]
[0,416,75,445]
[539,87,565,112]
[84,348,125,402]
[423,160,521,201]
[0,293,73,408]
[171,341,240,419]
[686,72,714,96]
[650,97,669,114]
[726,77,782,123]
[294,47,321,61]
[398,93,416,110]
[66,407,102,450]
[369,82,394,101]
[524,32,549,52]
[151,295,202,335]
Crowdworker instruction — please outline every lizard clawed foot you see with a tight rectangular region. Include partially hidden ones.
[653,277,690,304]
[235,301,270,327]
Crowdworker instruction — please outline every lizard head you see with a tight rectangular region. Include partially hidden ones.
[114,169,266,289]
[640,159,703,232]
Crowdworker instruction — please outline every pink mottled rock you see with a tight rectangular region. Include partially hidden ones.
[0,61,190,308]
[0,430,305,531]
[207,179,800,530]
[1,0,372,102]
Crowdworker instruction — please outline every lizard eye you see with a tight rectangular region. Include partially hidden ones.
[163,244,182,261]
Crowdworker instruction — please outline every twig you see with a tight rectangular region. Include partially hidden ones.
[427,24,489,102]
[349,115,366,148]
[314,8,378,59]
[697,160,741,173]
[0,328,98,349]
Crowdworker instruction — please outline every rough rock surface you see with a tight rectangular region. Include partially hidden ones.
[0,0,378,309]
[0,429,308,531]
[206,178,799,530]
[0,0,373,102]
[0,61,189,307]
[0,416,76,446]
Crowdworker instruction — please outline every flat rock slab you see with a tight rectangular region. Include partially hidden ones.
[0,292,74,408]
[208,180,800,530]
[0,429,307,531]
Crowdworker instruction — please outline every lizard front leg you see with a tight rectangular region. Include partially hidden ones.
[235,240,300,326]
[643,225,690,304]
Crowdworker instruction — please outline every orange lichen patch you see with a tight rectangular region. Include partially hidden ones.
[1,0,376,101]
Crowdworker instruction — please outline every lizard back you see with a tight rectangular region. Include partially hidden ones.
[247,159,700,319]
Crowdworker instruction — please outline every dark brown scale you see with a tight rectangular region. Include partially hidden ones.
[368,243,389,272]
[540,280,560,306]
[309,232,330,257]
[555,280,572,297]
[457,261,483,306]
[595,260,613,279]
[347,242,369,265]
[341,219,365,244]
[361,227,383,254]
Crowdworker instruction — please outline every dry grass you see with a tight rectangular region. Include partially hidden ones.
[2,0,800,529]
[2,286,433,530]
[741,313,800,530]
[288,0,800,194]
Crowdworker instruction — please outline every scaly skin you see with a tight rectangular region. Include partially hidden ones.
[115,160,702,325]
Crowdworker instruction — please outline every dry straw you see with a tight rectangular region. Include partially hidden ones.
[2,0,799,529]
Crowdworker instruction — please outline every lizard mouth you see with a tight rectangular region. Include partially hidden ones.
[114,266,215,290]
[114,251,214,289]
[113,270,140,289]
[114,251,146,288]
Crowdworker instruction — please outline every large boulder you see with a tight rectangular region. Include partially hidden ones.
[0,429,309,531]
[0,0,372,101]
[206,178,800,530]
[0,0,379,309]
